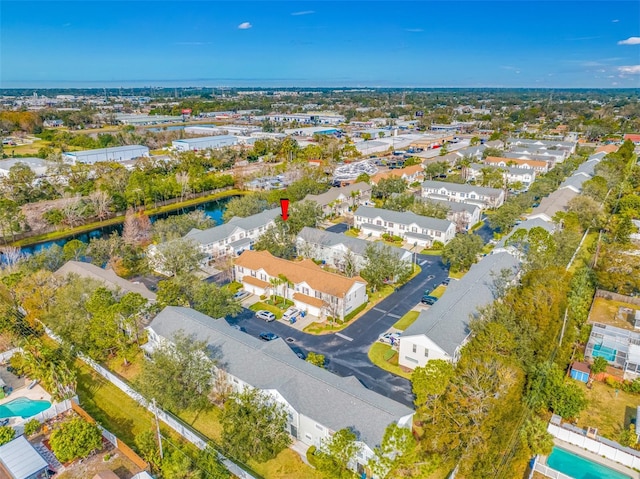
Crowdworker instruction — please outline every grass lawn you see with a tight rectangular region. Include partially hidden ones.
[589,297,639,330]
[5,139,50,155]
[575,381,639,441]
[392,311,419,331]
[178,407,223,443]
[249,449,324,479]
[75,361,154,447]
[104,351,144,382]
[250,301,284,319]
[568,231,597,273]
[448,270,466,280]
[344,229,360,238]
[420,249,443,255]
[368,343,411,379]
[224,281,243,293]
[429,285,447,299]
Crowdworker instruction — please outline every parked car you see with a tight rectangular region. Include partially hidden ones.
[259,332,279,341]
[378,332,401,345]
[283,307,302,322]
[255,310,276,322]
[442,278,451,286]
[290,347,307,360]
[233,290,251,301]
[421,295,438,305]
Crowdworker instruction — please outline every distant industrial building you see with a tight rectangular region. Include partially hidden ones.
[172,135,238,152]
[255,112,345,125]
[283,126,341,137]
[63,145,149,165]
[0,157,53,177]
[184,125,261,136]
[115,113,183,125]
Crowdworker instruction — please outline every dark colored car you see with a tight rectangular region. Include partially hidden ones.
[290,347,307,360]
[442,278,451,286]
[259,332,279,341]
[421,295,438,305]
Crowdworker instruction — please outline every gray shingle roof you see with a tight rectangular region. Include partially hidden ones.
[54,261,156,301]
[422,198,480,214]
[185,208,279,245]
[421,180,503,198]
[354,206,454,233]
[147,307,413,447]
[297,227,409,259]
[402,251,520,356]
[304,182,372,208]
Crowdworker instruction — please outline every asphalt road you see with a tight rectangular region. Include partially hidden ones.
[226,253,449,407]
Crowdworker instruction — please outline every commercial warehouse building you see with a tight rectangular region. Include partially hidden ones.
[63,145,149,164]
[172,135,238,152]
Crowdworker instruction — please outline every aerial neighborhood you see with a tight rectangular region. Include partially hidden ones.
[1,83,640,479]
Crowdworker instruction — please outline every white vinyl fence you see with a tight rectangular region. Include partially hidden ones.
[43,327,257,479]
[547,422,640,470]
[12,398,74,436]
[531,458,573,479]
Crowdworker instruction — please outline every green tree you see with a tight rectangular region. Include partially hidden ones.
[361,243,412,292]
[306,352,325,368]
[314,428,360,479]
[0,426,14,446]
[519,417,554,456]
[23,418,41,437]
[368,424,418,479]
[285,200,324,235]
[355,173,370,184]
[222,194,269,222]
[372,177,407,199]
[135,331,214,413]
[442,233,484,272]
[591,356,608,375]
[62,239,88,262]
[196,444,230,479]
[412,360,454,414]
[220,388,291,463]
[254,223,296,259]
[135,429,162,470]
[150,238,206,277]
[0,198,25,242]
[49,416,103,463]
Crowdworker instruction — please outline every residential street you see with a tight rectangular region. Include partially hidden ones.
[226,252,449,407]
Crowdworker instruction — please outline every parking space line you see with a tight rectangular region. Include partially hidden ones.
[387,313,401,319]
[373,307,386,313]
[336,333,353,342]
[419,260,428,265]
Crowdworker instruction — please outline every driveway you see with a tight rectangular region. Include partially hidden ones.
[474,218,496,242]
[226,253,448,407]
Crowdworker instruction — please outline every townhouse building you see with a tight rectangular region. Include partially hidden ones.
[296,227,412,274]
[484,156,549,173]
[234,250,368,320]
[467,163,536,189]
[369,164,425,185]
[304,182,372,218]
[353,206,456,248]
[145,307,414,475]
[421,198,481,232]
[421,180,505,209]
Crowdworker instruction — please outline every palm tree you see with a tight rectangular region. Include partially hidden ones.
[268,277,282,304]
[278,274,292,307]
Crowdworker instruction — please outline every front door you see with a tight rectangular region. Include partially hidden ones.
[290,424,298,439]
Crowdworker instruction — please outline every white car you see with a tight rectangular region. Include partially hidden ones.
[282,307,302,322]
[233,290,251,301]
[378,332,400,345]
[255,310,276,322]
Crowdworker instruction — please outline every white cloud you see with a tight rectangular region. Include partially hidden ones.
[291,10,315,16]
[612,19,619,23]
[618,36,640,45]
[618,65,640,74]
[405,28,423,32]
[238,22,252,30]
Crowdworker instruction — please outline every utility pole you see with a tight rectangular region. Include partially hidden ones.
[153,398,164,459]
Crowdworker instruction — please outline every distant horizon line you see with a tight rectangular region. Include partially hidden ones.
[1,81,639,91]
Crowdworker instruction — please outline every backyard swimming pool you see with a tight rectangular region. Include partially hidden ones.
[0,397,51,419]
[547,446,632,479]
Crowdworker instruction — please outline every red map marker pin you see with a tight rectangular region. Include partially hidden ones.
[280,198,290,221]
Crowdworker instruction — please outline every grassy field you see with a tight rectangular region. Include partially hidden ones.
[4,139,50,155]
[568,231,598,273]
[393,310,419,330]
[344,229,360,238]
[589,297,639,330]
[448,270,466,280]
[575,381,639,441]
[429,285,447,298]
[420,249,443,255]
[249,449,324,479]
[368,343,412,379]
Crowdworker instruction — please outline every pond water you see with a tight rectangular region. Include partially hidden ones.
[16,196,232,256]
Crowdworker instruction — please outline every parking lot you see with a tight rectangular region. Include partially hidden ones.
[227,252,449,406]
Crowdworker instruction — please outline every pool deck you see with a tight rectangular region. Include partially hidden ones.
[0,368,51,404]
[544,439,640,479]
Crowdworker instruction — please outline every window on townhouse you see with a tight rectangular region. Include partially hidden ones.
[303,287,309,295]
[315,291,322,299]
[376,220,382,226]
[315,424,324,431]
[412,344,417,353]
[251,271,257,277]
[412,227,417,233]
[260,274,266,281]
[424,349,429,358]
[388,222,394,228]
[238,267,244,273]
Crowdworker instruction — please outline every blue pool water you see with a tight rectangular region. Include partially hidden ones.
[547,447,632,479]
[0,397,51,419]
[593,343,617,362]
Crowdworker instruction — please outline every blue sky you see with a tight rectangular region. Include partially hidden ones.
[1,1,639,88]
